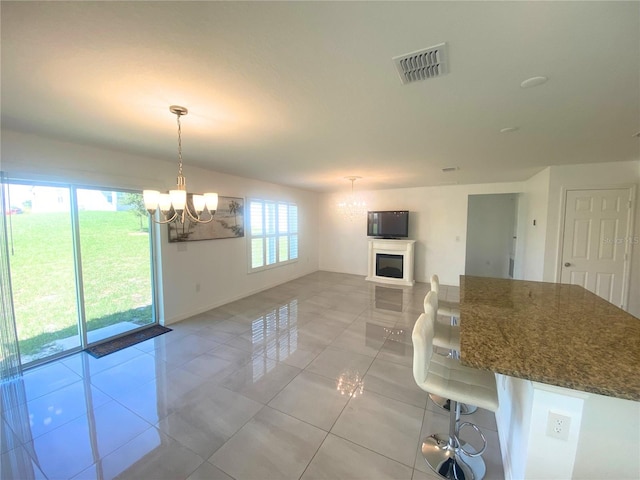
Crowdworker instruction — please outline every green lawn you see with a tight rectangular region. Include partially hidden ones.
[8,209,153,357]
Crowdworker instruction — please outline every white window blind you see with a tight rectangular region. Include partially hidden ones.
[249,199,298,271]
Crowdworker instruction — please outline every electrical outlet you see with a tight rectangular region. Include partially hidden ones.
[546,412,571,441]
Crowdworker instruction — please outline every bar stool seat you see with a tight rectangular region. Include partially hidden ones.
[413,292,498,480]
[425,354,498,411]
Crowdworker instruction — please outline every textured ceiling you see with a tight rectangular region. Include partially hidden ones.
[1,1,639,192]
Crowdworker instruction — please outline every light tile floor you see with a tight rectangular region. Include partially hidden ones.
[0,272,504,480]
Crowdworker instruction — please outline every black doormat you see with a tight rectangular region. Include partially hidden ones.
[85,325,172,358]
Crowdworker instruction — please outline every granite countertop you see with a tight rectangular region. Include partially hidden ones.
[459,275,640,401]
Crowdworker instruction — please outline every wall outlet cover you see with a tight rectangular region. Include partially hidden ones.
[546,411,571,441]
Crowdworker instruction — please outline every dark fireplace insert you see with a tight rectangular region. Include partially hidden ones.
[376,253,403,279]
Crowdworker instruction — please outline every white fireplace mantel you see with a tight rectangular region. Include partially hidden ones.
[365,239,416,286]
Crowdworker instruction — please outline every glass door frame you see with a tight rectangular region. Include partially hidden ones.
[3,177,159,370]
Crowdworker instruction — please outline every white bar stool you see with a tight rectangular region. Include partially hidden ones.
[427,280,477,415]
[428,290,461,353]
[430,274,460,323]
[412,292,499,480]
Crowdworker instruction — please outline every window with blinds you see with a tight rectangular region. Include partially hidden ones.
[249,199,298,271]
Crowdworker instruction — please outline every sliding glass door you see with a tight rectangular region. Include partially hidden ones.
[3,181,156,367]
[77,188,154,344]
[6,184,81,364]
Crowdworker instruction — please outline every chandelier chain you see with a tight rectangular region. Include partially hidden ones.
[177,113,183,177]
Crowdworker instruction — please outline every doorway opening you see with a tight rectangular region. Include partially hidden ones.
[465,193,519,279]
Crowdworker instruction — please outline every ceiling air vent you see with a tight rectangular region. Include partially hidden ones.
[393,43,448,85]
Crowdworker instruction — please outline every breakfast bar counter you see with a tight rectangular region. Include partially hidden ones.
[458,276,640,479]
[459,275,640,401]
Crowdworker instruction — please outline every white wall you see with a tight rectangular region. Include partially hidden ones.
[465,193,517,278]
[542,160,640,316]
[319,181,525,286]
[520,168,551,281]
[572,393,640,480]
[1,129,320,324]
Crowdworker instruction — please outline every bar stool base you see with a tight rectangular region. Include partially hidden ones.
[429,394,478,415]
[421,433,486,480]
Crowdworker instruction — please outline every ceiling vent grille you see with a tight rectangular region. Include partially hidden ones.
[393,43,448,85]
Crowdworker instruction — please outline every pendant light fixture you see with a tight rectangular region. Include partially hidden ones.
[338,176,366,220]
[143,105,218,224]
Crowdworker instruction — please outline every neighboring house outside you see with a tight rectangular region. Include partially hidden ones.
[28,186,118,213]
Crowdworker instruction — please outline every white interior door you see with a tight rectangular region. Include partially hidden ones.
[560,188,634,308]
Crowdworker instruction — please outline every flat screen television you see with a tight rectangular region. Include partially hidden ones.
[367,210,409,238]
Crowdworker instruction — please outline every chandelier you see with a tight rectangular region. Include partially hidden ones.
[337,176,366,220]
[143,106,218,224]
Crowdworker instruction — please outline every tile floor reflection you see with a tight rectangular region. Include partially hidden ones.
[0,272,504,480]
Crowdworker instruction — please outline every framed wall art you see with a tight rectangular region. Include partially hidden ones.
[168,195,244,242]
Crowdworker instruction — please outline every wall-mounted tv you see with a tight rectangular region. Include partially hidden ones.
[367,210,409,238]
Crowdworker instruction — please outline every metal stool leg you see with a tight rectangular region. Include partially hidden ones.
[420,400,487,480]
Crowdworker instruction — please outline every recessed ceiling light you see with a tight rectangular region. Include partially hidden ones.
[500,127,519,133]
[520,76,548,88]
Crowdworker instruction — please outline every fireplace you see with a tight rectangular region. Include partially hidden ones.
[366,239,416,286]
